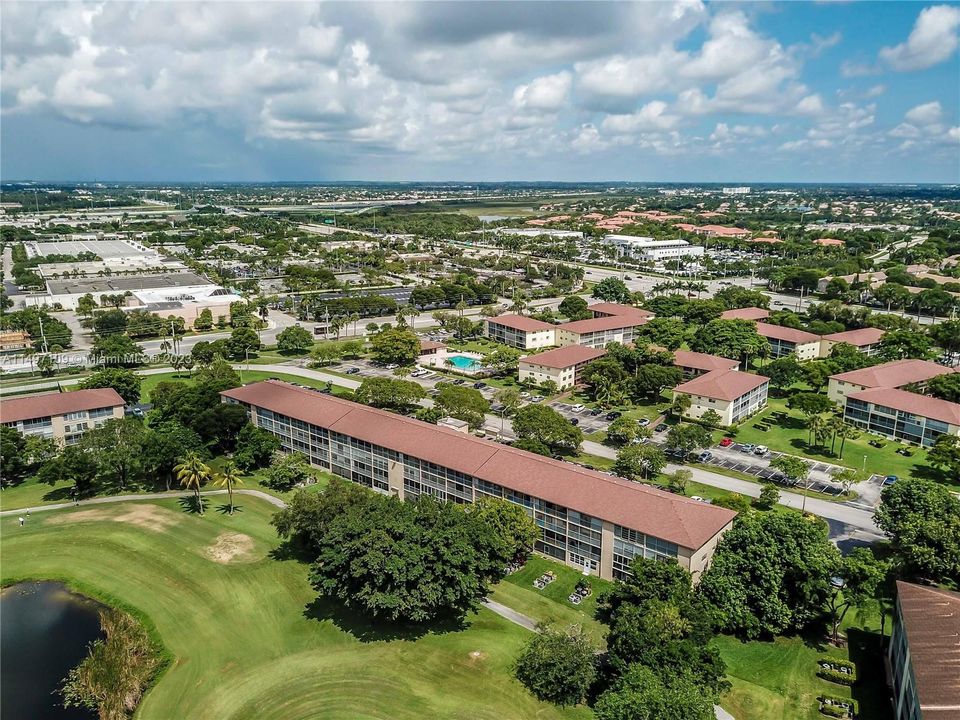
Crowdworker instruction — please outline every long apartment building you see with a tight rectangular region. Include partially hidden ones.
[828,360,960,448]
[221,381,736,581]
[0,388,125,445]
[724,309,887,361]
[485,303,653,351]
[672,369,770,426]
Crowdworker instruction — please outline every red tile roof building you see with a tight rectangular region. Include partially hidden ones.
[222,381,736,581]
[1,388,125,445]
[673,369,769,426]
[719,306,770,321]
[889,582,960,720]
[519,345,607,389]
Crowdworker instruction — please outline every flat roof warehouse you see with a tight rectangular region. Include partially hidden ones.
[222,380,736,551]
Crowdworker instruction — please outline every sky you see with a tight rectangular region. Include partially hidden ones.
[1,1,958,184]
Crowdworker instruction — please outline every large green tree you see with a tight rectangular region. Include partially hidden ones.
[592,278,631,303]
[370,327,420,366]
[689,319,766,364]
[594,665,714,720]
[699,512,840,638]
[276,325,314,354]
[513,624,598,706]
[874,478,960,583]
[512,404,582,452]
[434,382,490,428]
[0,426,27,486]
[355,377,426,412]
[613,444,667,482]
[80,368,142,405]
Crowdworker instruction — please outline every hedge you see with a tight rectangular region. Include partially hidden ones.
[817,667,856,686]
[818,656,856,672]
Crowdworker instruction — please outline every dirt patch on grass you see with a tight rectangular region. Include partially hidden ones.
[468,650,488,663]
[47,504,180,533]
[204,532,256,564]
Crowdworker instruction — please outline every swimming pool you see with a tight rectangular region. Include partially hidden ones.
[446,354,483,371]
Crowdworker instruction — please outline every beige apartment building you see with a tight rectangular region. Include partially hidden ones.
[222,381,737,581]
[484,314,557,350]
[519,345,608,389]
[827,359,958,405]
[673,369,770,426]
[755,322,823,361]
[1,388,126,445]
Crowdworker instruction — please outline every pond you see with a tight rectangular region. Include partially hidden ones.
[1,581,102,720]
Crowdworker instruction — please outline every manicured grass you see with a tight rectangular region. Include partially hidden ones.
[0,475,75,511]
[732,397,950,485]
[139,370,353,404]
[1,498,589,720]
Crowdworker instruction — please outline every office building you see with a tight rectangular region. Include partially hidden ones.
[221,381,737,581]
[0,388,125,445]
[603,235,705,261]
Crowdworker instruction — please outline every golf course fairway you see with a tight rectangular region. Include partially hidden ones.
[1,496,589,720]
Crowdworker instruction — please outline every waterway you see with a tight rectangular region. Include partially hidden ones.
[1,581,102,720]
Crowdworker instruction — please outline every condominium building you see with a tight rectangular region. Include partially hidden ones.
[719,306,770,322]
[888,582,960,720]
[221,381,736,581]
[0,388,125,445]
[519,345,608,389]
[827,360,958,405]
[843,387,960,448]
[555,314,649,349]
[673,369,769,426]
[755,322,823,360]
[484,314,557,350]
[820,327,886,358]
[671,350,740,378]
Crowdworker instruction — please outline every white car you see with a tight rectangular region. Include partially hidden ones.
[571,404,585,412]
[753,445,769,456]
[691,496,707,503]
[385,364,398,370]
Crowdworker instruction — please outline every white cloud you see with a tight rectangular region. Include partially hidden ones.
[880,5,960,71]
[512,71,571,111]
[905,101,943,126]
[796,94,825,116]
[601,101,679,134]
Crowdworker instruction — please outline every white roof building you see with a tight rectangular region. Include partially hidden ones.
[603,235,705,261]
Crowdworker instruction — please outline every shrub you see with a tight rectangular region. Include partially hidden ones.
[818,657,856,672]
[820,694,858,714]
[819,704,846,718]
[817,668,856,686]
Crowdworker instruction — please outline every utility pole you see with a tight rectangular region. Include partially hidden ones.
[38,313,49,353]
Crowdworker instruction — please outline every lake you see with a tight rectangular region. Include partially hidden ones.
[1,582,102,720]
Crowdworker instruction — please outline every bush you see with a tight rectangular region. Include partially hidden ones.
[817,668,856,686]
[818,657,856,672]
[820,694,858,716]
[819,704,846,718]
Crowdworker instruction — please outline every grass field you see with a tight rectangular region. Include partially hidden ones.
[138,370,353,404]
[1,497,589,720]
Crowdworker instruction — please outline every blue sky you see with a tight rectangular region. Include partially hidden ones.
[1,1,958,183]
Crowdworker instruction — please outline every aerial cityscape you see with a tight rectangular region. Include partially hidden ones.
[1,3,958,720]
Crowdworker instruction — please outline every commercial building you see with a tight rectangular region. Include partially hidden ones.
[827,360,957,405]
[755,322,823,360]
[519,345,607,389]
[843,387,960,448]
[673,369,769,426]
[0,388,125,445]
[483,314,557,350]
[495,228,584,240]
[603,235,705,261]
[221,381,737,581]
[820,327,885,357]
[888,581,960,720]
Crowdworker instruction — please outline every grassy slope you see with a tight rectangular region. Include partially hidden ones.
[1,497,588,720]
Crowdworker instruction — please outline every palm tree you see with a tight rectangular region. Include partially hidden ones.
[836,422,860,460]
[212,462,243,515]
[175,452,211,515]
[806,413,828,448]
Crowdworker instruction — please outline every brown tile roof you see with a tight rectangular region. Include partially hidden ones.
[755,322,821,344]
[831,359,957,389]
[0,388,125,424]
[674,369,769,401]
[418,340,447,352]
[895,581,960,717]
[672,350,740,373]
[559,314,650,334]
[588,302,655,319]
[848,387,960,426]
[486,314,556,332]
[222,381,736,549]
[822,327,885,347]
[719,306,770,321]
[520,345,607,369]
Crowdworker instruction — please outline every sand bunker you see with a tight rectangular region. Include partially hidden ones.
[203,532,256,564]
[47,504,180,532]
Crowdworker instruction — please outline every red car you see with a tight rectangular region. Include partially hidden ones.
[719,437,734,447]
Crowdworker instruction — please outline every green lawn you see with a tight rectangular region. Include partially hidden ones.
[732,396,950,486]
[139,370,353,404]
[1,497,589,720]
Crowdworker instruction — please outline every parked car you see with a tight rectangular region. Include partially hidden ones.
[753,445,769,456]
[605,411,622,421]
[884,475,898,485]
[719,437,733,447]
[520,391,531,399]
[690,496,707,503]
[638,418,650,427]
[654,423,668,433]
[385,364,398,370]
[571,404,585,412]
[345,367,361,375]
[532,395,543,402]
[740,443,755,453]
[590,408,603,416]
[453,378,466,385]
[473,381,486,389]
[697,451,713,462]
[570,418,580,426]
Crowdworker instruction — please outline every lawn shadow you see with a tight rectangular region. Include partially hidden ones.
[910,462,950,484]
[847,627,894,720]
[269,540,317,563]
[177,496,208,515]
[303,595,469,642]
[41,486,78,503]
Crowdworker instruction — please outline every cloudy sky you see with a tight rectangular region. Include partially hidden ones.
[2,1,958,183]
